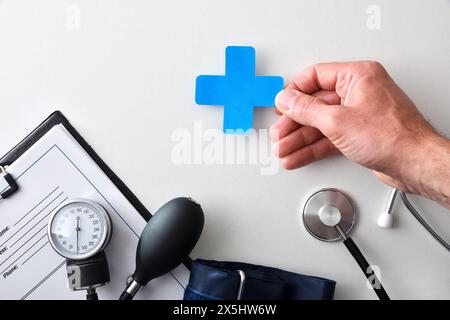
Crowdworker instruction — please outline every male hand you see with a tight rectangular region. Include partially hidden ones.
[270,61,450,208]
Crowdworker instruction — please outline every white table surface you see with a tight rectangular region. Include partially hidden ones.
[0,0,449,299]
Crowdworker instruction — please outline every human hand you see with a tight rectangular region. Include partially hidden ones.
[270,61,450,207]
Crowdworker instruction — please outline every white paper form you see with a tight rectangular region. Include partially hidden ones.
[0,124,189,299]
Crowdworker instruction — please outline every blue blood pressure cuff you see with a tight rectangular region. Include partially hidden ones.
[184,259,336,300]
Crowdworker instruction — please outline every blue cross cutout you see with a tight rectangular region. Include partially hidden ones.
[195,46,284,133]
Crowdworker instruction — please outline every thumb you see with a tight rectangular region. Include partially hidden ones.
[275,89,340,131]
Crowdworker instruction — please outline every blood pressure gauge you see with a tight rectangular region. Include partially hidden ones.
[48,199,112,299]
[48,199,112,260]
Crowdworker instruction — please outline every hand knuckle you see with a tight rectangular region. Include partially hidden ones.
[322,109,342,133]
[363,60,386,75]
[294,95,314,119]
[366,60,383,69]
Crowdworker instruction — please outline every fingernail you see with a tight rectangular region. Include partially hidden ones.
[275,89,299,112]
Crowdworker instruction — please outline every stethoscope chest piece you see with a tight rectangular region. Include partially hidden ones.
[301,188,390,300]
[302,188,356,242]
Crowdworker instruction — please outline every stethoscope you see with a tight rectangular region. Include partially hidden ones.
[302,188,390,300]
[302,187,450,300]
[377,188,450,251]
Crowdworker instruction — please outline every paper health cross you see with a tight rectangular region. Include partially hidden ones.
[195,46,284,133]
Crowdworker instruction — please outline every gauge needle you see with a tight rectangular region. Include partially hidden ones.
[76,216,81,253]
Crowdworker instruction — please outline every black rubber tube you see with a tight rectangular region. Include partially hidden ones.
[86,291,99,300]
[119,291,134,300]
[343,237,390,300]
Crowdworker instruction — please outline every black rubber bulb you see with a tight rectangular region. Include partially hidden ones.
[120,197,204,300]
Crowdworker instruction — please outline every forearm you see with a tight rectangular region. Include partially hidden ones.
[412,134,450,209]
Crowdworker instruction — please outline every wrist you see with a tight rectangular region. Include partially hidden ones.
[402,133,450,208]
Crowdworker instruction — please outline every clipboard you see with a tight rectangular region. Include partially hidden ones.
[0,110,192,269]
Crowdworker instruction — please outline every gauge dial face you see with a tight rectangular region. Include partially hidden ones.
[48,200,111,260]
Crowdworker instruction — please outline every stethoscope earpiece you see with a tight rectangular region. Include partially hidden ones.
[377,211,393,228]
[377,188,398,229]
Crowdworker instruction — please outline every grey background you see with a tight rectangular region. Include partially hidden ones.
[0,0,449,299]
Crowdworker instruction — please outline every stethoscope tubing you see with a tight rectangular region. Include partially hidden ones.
[399,191,450,252]
[334,224,390,300]
[342,236,390,300]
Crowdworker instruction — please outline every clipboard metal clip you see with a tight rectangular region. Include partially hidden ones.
[0,165,18,201]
